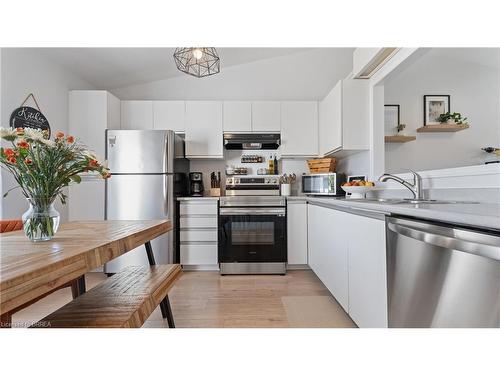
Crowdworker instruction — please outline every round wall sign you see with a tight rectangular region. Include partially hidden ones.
[10,106,51,137]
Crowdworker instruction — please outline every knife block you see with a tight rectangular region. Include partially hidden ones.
[210,188,221,197]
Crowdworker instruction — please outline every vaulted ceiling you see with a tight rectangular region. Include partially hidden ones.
[32,48,320,89]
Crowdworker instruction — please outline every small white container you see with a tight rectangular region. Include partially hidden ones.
[281,183,291,196]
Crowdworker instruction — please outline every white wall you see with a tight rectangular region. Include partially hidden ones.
[1,48,95,220]
[384,48,500,173]
[112,49,353,101]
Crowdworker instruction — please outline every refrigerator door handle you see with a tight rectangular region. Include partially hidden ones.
[163,130,174,174]
[163,174,169,217]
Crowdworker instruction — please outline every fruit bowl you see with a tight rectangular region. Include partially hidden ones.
[341,185,377,199]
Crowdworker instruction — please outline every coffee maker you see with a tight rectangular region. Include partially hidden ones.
[189,172,204,196]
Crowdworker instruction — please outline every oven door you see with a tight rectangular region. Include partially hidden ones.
[218,207,287,263]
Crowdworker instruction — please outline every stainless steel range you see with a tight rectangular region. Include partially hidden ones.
[219,176,287,275]
[225,176,280,196]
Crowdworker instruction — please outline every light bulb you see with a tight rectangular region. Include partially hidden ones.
[192,48,203,60]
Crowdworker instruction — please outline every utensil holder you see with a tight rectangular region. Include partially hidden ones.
[280,184,291,196]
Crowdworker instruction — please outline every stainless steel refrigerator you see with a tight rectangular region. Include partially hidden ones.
[104,130,189,273]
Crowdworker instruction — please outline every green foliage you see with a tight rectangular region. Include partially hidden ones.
[437,112,468,125]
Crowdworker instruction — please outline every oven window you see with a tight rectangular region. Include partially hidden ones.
[231,221,275,245]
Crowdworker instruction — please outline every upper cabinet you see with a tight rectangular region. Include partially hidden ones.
[185,101,223,159]
[121,100,153,130]
[280,101,318,157]
[319,82,342,155]
[251,102,281,132]
[69,90,121,158]
[319,79,370,156]
[223,101,252,132]
[153,101,185,132]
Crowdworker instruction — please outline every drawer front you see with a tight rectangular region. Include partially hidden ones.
[180,244,218,265]
[180,216,218,229]
[180,203,218,216]
[180,229,217,242]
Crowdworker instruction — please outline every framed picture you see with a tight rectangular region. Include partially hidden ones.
[384,104,400,135]
[424,95,450,125]
[347,175,366,183]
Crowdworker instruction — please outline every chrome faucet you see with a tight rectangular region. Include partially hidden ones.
[378,169,424,200]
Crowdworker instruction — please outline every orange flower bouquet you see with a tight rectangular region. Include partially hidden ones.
[0,127,110,241]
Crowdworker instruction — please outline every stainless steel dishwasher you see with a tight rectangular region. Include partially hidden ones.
[386,216,500,328]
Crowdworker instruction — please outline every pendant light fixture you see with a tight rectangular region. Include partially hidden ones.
[173,48,220,78]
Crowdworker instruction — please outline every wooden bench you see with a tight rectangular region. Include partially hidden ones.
[32,265,182,328]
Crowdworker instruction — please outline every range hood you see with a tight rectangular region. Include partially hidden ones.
[224,133,280,150]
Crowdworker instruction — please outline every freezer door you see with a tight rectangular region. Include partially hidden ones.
[106,130,175,174]
[104,174,174,272]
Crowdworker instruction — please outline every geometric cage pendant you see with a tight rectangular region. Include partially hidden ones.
[173,47,220,78]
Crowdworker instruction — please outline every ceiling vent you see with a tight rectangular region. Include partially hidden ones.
[356,48,399,79]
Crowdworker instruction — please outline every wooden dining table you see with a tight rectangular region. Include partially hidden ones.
[0,219,172,326]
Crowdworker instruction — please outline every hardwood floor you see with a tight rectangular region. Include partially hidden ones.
[12,270,356,328]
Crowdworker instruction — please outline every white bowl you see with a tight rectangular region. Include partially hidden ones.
[341,185,376,199]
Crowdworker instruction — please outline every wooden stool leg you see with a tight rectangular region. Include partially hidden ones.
[70,280,79,299]
[77,275,86,295]
[144,241,175,328]
[70,276,86,298]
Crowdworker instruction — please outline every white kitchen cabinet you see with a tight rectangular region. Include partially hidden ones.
[319,79,370,156]
[153,101,185,132]
[308,202,388,327]
[347,212,388,328]
[223,101,252,132]
[287,200,308,265]
[281,101,318,157]
[121,100,154,130]
[319,82,342,155]
[68,91,118,225]
[179,200,219,268]
[307,204,349,311]
[180,244,218,266]
[69,90,120,158]
[251,102,281,132]
[185,101,223,158]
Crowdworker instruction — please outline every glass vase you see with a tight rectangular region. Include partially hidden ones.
[22,197,60,242]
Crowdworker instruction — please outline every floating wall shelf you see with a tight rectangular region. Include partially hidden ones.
[385,135,416,143]
[417,124,470,133]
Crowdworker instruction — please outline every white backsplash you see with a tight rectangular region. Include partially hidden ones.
[189,150,310,194]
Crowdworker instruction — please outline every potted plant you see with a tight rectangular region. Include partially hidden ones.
[0,127,110,241]
[437,112,468,125]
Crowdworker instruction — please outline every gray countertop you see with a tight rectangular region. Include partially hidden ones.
[176,195,500,230]
[288,196,500,231]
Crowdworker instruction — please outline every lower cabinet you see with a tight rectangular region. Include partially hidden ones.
[287,201,308,265]
[307,203,387,327]
[346,212,387,328]
[307,204,349,311]
[179,200,219,267]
